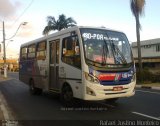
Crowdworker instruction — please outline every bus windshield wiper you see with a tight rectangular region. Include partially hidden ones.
[111,43,127,64]
[101,44,107,66]
[104,32,127,64]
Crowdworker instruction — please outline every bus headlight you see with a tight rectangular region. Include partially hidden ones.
[84,72,99,84]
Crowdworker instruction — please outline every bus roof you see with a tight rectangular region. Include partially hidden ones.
[20,26,124,47]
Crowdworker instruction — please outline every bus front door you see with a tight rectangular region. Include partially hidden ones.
[49,39,60,92]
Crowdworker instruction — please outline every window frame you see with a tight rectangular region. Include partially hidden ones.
[36,41,46,60]
[156,44,160,52]
[20,46,28,60]
[61,35,81,69]
[27,44,36,59]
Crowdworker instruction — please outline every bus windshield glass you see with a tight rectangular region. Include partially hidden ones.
[80,28,133,66]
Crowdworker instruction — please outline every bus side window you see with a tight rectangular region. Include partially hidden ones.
[28,44,36,59]
[62,35,81,69]
[36,41,46,60]
[21,47,27,60]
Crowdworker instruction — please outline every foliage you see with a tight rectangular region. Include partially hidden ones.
[130,0,146,82]
[43,14,77,35]
[136,68,160,84]
[130,0,145,30]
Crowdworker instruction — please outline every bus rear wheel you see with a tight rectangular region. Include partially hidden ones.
[29,79,42,95]
[60,85,74,106]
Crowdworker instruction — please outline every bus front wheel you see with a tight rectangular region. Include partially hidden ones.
[60,85,74,106]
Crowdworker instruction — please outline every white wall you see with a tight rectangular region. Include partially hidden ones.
[132,43,160,58]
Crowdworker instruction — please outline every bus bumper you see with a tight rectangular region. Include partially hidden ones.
[83,81,136,101]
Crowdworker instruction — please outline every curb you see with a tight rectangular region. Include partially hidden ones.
[0,77,15,121]
[136,85,160,90]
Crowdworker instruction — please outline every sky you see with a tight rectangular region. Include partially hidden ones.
[0,0,160,59]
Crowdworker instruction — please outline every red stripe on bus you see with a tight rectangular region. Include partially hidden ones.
[98,73,116,81]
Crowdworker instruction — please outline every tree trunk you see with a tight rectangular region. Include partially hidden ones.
[136,16,143,82]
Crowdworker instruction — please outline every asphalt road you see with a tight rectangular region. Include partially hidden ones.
[0,72,160,126]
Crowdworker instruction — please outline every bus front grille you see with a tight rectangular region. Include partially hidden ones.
[105,92,127,95]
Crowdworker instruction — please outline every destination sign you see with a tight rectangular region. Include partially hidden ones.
[82,33,119,41]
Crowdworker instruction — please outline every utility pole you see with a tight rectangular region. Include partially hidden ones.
[2,21,7,78]
[1,21,27,78]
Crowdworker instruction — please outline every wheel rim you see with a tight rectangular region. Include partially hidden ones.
[63,86,73,102]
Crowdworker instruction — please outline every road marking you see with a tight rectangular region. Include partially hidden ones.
[132,112,160,121]
[0,104,9,119]
[0,91,10,120]
[136,89,160,95]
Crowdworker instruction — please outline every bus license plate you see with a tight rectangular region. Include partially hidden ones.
[113,86,123,91]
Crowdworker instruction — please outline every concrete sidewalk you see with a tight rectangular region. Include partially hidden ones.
[0,75,8,121]
[0,75,15,122]
[136,85,160,90]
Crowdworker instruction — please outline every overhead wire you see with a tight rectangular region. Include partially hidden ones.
[0,0,34,41]
[0,0,34,30]
[11,0,34,26]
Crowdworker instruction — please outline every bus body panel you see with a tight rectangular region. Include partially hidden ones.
[19,26,136,101]
[57,31,84,99]
[19,58,49,91]
[59,62,83,99]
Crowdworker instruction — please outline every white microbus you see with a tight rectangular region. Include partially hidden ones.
[19,26,136,104]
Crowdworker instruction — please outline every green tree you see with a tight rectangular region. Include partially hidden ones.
[130,0,145,81]
[43,14,77,35]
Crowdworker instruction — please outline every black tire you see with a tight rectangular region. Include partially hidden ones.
[105,98,119,103]
[60,85,74,106]
[36,88,42,95]
[29,80,42,95]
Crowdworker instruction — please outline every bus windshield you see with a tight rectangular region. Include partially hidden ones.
[80,28,133,66]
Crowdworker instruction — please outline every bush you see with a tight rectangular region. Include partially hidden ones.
[136,68,160,84]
